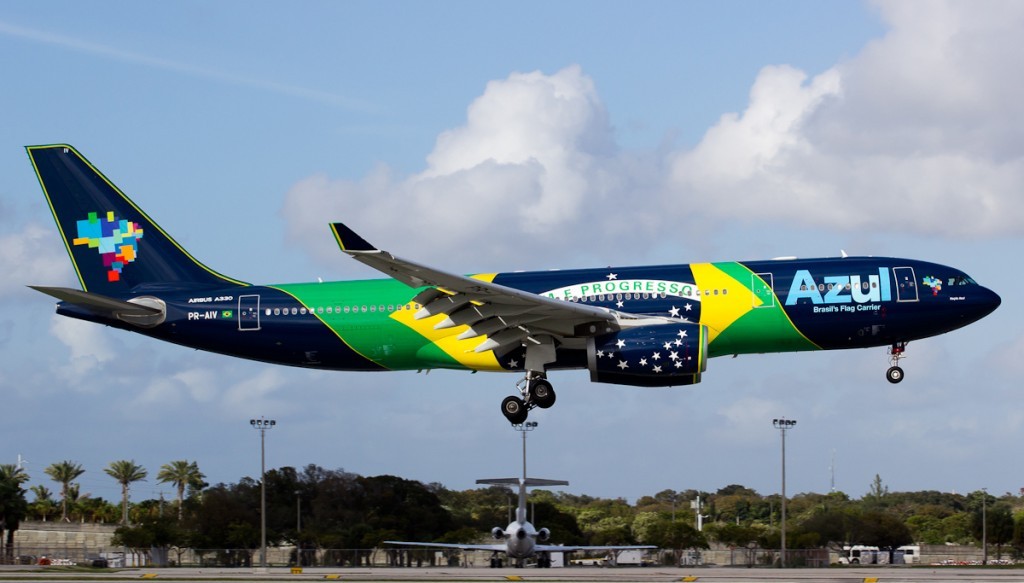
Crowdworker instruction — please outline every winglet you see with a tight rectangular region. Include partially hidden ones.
[330,223,376,253]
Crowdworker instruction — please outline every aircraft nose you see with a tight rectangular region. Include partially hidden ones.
[980,286,1001,317]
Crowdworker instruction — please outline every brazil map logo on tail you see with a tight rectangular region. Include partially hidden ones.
[73,211,144,282]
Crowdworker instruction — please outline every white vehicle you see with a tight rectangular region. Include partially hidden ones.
[896,545,920,564]
[839,545,884,565]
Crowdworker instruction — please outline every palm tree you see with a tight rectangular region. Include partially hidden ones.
[156,460,205,520]
[104,460,147,525]
[0,464,29,485]
[44,460,85,522]
[29,485,57,522]
[0,466,29,563]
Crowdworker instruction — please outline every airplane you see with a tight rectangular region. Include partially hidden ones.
[27,144,1002,424]
[384,423,655,568]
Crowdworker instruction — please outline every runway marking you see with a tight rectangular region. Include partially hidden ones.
[682,577,699,582]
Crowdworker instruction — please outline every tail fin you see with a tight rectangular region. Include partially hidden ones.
[27,144,247,294]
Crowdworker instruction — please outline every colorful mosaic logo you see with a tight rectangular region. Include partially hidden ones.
[73,211,144,282]
[922,275,942,296]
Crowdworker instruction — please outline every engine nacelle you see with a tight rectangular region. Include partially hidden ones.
[588,323,707,387]
[537,527,551,542]
[491,527,505,540]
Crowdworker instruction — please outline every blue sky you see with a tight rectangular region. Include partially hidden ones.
[2,0,1022,508]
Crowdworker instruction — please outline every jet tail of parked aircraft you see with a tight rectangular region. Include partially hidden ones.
[26,144,246,295]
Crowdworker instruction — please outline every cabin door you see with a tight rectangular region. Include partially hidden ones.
[752,272,775,308]
[892,267,919,302]
[238,294,262,330]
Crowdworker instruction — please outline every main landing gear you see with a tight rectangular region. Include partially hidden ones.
[886,342,908,384]
[501,372,556,424]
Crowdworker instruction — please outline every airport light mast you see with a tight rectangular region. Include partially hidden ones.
[514,421,538,478]
[773,417,796,567]
[250,417,276,570]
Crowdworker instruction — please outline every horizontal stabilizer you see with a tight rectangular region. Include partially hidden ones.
[476,477,570,487]
[29,286,161,316]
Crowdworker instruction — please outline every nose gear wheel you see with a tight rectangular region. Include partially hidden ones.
[886,342,908,384]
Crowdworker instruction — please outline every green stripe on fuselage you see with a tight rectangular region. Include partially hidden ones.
[707,262,819,357]
[272,280,463,370]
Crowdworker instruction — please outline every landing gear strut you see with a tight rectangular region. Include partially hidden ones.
[886,342,908,384]
[500,372,557,424]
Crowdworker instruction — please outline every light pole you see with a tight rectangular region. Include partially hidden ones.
[295,489,302,567]
[513,421,538,480]
[982,487,988,566]
[773,417,797,567]
[250,417,276,570]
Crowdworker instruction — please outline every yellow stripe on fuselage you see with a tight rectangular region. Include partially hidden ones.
[690,263,759,344]
[389,273,505,371]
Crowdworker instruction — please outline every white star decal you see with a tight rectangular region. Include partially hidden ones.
[639,358,648,366]
[663,341,673,350]
[616,339,626,349]
[617,360,629,370]
[674,339,682,347]
[508,359,519,368]
[596,350,605,358]
[616,300,624,308]
[684,303,693,311]
[653,365,662,373]
[669,351,679,360]
[674,360,683,368]
[652,352,661,361]
[668,306,680,317]
[677,329,688,338]
[607,272,618,280]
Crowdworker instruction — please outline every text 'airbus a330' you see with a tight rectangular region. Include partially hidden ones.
[28,145,1001,423]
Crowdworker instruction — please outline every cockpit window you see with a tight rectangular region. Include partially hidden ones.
[948,275,977,286]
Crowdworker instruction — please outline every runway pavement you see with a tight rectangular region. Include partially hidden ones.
[2,565,1024,583]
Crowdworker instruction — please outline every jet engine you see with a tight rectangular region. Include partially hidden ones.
[537,527,551,542]
[491,527,505,540]
[587,323,707,387]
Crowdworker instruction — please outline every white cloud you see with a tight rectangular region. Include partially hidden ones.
[49,316,117,381]
[668,0,1024,236]
[0,223,73,299]
[133,367,221,408]
[222,368,290,413]
[282,65,658,270]
[284,2,1024,276]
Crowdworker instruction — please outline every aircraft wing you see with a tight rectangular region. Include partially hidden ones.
[383,540,505,552]
[535,544,657,553]
[331,223,670,354]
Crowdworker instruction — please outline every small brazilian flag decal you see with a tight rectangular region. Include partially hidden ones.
[222,310,233,318]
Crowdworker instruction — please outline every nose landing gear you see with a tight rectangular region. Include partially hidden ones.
[886,342,908,384]
[500,373,556,424]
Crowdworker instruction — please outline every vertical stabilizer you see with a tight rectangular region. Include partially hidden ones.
[27,144,246,294]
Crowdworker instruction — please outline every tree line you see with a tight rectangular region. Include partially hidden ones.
[2,461,1023,566]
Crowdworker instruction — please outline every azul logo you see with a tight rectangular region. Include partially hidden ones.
[785,268,892,306]
[543,279,699,301]
[72,211,144,282]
